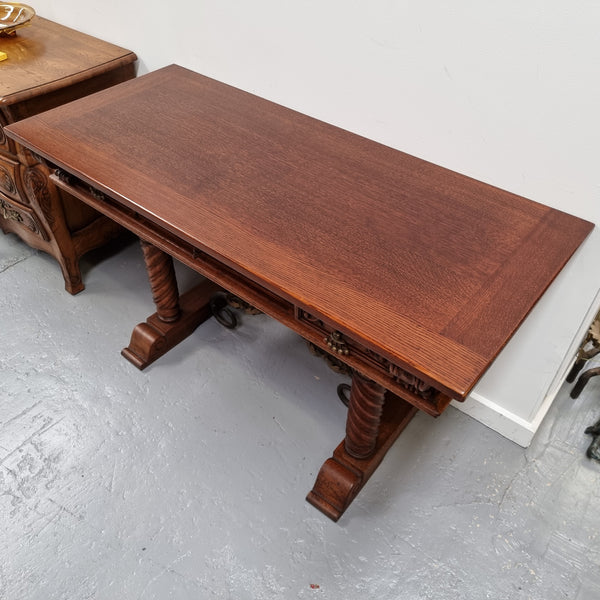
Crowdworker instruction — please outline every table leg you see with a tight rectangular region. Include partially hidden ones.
[307,371,418,521]
[121,240,223,369]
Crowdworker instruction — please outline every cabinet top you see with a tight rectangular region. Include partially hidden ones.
[0,16,136,105]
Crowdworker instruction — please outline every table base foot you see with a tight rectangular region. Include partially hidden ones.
[122,278,223,369]
[307,394,417,521]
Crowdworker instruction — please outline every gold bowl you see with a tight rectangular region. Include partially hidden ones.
[0,3,35,36]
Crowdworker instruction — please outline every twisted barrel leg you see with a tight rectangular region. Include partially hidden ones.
[345,375,386,458]
[307,371,417,521]
[122,240,223,369]
[140,239,181,322]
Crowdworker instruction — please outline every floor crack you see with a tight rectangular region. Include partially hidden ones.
[0,253,35,274]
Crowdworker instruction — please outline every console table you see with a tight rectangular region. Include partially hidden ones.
[0,16,136,293]
[6,65,593,520]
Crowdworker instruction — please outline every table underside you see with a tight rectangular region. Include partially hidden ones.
[51,169,454,520]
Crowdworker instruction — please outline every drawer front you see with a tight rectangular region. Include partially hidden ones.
[0,154,21,201]
[296,307,451,416]
[0,192,48,240]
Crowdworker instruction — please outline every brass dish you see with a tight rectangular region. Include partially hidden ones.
[0,3,35,36]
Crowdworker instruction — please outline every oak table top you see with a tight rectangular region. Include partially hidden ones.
[7,64,593,399]
[5,65,594,519]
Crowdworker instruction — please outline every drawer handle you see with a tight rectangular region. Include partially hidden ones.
[0,198,23,223]
[324,331,350,356]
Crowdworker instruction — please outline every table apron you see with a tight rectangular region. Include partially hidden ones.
[50,170,452,416]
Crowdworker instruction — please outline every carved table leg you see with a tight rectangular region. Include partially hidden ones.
[121,240,224,369]
[139,239,181,322]
[307,372,418,521]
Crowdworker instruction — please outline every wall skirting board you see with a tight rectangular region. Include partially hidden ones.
[456,289,600,447]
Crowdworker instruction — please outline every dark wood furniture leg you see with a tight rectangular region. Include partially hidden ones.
[121,240,223,369]
[571,366,600,399]
[307,371,418,521]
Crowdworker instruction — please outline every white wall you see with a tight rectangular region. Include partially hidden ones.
[30,1,600,444]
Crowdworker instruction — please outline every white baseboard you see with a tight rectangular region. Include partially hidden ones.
[453,289,600,448]
[451,391,554,448]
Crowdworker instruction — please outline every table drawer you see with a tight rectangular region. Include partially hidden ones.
[296,307,451,416]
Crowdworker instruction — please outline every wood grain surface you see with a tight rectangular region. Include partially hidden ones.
[6,65,594,399]
[0,16,135,106]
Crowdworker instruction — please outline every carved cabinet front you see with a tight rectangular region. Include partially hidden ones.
[0,17,137,293]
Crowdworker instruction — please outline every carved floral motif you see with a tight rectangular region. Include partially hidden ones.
[0,197,48,239]
[23,166,53,225]
[299,308,436,401]
[0,165,17,196]
[0,198,23,222]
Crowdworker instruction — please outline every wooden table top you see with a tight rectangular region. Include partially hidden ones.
[0,16,136,106]
[5,65,594,400]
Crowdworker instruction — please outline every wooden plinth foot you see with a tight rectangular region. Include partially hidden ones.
[307,393,418,521]
[122,278,223,369]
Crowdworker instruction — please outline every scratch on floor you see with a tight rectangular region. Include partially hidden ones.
[138,551,192,597]
[0,417,66,467]
[1,401,43,427]
[0,254,34,274]
[272,417,286,433]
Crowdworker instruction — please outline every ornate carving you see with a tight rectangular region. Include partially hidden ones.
[140,240,181,323]
[324,330,350,356]
[89,186,107,202]
[307,341,352,376]
[226,293,262,315]
[54,168,72,185]
[23,166,52,218]
[0,165,17,196]
[344,374,386,459]
[0,197,23,222]
[0,197,49,240]
[387,364,435,400]
[299,308,436,401]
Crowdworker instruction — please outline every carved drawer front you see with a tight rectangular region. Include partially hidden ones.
[0,154,21,201]
[296,307,450,416]
[0,192,48,240]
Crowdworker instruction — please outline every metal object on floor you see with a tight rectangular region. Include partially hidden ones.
[568,312,600,398]
[568,310,600,461]
[584,418,600,461]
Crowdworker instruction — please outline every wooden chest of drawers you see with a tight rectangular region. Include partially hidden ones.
[0,16,136,293]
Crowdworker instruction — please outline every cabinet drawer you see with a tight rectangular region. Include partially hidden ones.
[0,192,48,240]
[0,154,21,201]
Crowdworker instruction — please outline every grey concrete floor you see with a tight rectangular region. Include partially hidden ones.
[1,231,600,600]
